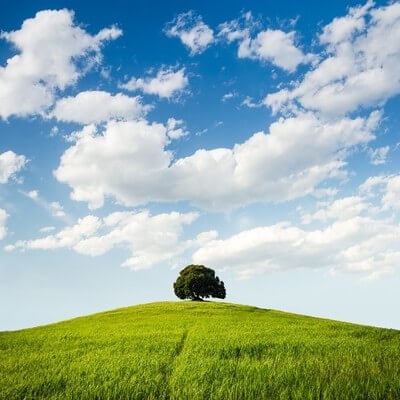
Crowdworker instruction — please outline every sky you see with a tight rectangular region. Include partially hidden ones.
[1,0,400,331]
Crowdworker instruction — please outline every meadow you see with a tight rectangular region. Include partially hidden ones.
[1,301,399,399]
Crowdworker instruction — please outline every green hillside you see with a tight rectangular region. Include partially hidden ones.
[1,301,399,400]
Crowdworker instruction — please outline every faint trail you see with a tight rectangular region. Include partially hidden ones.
[174,330,188,358]
[160,330,189,399]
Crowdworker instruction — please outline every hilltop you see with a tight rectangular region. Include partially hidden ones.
[1,301,399,399]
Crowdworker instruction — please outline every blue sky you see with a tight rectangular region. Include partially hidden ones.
[1,0,400,330]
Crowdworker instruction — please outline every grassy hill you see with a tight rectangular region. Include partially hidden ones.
[1,301,399,400]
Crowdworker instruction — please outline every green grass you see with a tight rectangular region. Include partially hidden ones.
[1,301,399,399]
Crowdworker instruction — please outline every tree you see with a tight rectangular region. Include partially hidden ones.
[173,264,226,301]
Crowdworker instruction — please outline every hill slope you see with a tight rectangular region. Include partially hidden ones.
[1,301,399,400]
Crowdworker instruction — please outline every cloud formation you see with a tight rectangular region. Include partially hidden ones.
[166,118,188,139]
[193,214,400,280]
[8,211,198,270]
[265,1,400,115]
[0,9,122,119]
[54,120,172,209]
[7,177,400,280]
[360,174,400,211]
[121,67,188,99]
[219,12,313,72]
[193,182,400,280]
[54,112,379,210]
[7,215,101,251]
[22,190,69,221]
[0,151,27,183]
[3,3,400,287]
[165,11,214,55]
[300,196,370,224]
[368,146,389,165]
[52,91,149,124]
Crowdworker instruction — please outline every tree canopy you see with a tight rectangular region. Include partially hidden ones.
[173,264,226,301]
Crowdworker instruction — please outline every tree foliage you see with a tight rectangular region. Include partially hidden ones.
[173,264,226,301]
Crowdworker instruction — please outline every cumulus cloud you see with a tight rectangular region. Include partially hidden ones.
[121,67,188,99]
[192,215,400,280]
[0,9,122,119]
[319,0,374,45]
[300,196,370,224]
[54,120,172,209]
[165,11,214,55]
[0,209,8,240]
[166,118,188,139]
[0,151,26,183]
[193,184,400,280]
[51,91,149,124]
[54,111,379,210]
[8,210,198,270]
[265,1,400,115]
[75,210,198,270]
[219,12,313,72]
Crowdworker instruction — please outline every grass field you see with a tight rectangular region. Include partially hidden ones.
[1,301,399,399]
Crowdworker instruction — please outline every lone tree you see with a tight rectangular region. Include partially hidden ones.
[173,264,226,301]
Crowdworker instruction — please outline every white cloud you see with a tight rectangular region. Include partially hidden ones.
[222,92,237,101]
[54,119,171,209]
[121,67,188,99]
[360,175,400,210]
[265,1,400,116]
[193,209,400,280]
[27,190,39,200]
[241,96,261,108]
[166,118,188,139]
[0,151,26,183]
[312,187,338,199]
[22,190,68,221]
[319,1,374,45]
[9,216,101,251]
[361,174,400,211]
[0,209,8,240]
[240,29,312,72]
[219,13,313,72]
[0,9,122,119]
[49,202,66,218]
[368,146,389,165]
[300,196,370,224]
[382,176,400,211]
[194,230,219,246]
[165,11,214,55]
[359,175,388,193]
[218,11,252,43]
[51,91,149,124]
[54,111,379,210]
[9,210,198,270]
[75,210,198,270]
